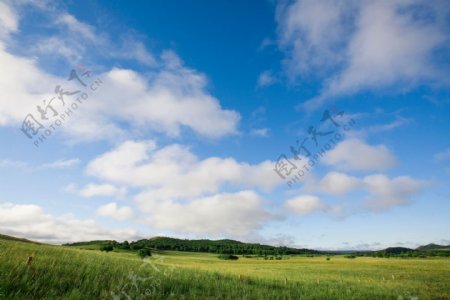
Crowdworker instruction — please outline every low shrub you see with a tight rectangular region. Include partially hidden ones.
[138,248,152,258]
[100,245,113,252]
[218,254,239,260]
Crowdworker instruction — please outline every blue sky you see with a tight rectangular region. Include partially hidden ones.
[0,0,449,250]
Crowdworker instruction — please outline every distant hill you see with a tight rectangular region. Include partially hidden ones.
[350,244,450,258]
[131,236,320,255]
[62,240,117,247]
[382,247,415,254]
[65,236,320,256]
[0,233,39,244]
[416,243,450,251]
[5,232,449,257]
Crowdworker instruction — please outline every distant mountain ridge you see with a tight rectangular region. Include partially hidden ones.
[63,236,450,256]
[0,233,39,244]
[383,247,415,254]
[416,243,450,251]
[2,233,449,255]
[83,236,321,256]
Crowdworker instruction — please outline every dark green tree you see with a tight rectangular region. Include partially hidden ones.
[138,248,152,258]
[100,245,113,252]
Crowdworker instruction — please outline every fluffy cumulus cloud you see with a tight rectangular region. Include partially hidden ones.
[297,171,426,212]
[277,0,450,108]
[97,202,134,221]
[138,191,271,237]
[312,171,361,196]
[86,140,282,201]
[285,195,329,215]
[84,140,282,236]
[322,138,396,171]
[73,61,239,140]
[363,174,426,211]
[0,39,58,126]
[0,2,240,141]
[79,183,126,198]
[0,202,139,244]
[0,1,18,38]
[277,0,352,77]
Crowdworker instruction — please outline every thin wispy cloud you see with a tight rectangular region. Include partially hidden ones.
[277,0,450,109]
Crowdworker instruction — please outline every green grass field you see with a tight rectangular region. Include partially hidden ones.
[0,237,449,299]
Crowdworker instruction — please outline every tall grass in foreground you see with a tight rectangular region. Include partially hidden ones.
[0,238,449,299]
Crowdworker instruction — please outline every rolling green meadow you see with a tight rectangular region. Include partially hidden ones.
[1,235,449,299]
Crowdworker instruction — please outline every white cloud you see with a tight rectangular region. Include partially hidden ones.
[322,138,396,171]
[0,1,18,38]
[253,234,297,247]
[277,0,351,78]
[86,140,282,202]
[257,70,276,87]
[29,10,107,62]
[84,140,283,236]
[97,202,133,221]
[313,171,361,196]
[298,172,425,212]
[0,158,79,171]
[250,128,269,137]
[72,64,240,139]
[79,183,126,198]
[137,190,270,237]
[366,117,411,133]
[0,40,58,126]
[0,159,28,169]
[41,158,80,169]
[56,13,97,42]
[0,3,240,141]
[319,242,384,251]
[320,1,446,100]
[3,60,240,141]
[81,140,286,236]
[115,38,157,67]
[29,11,152,66]
[434,148,450,161]
[277,0,450,109]
[62,183,77,193]
[363,174,426,211]
[33,36,83,61]
[0,202,139,244]
[285,195,328,215]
